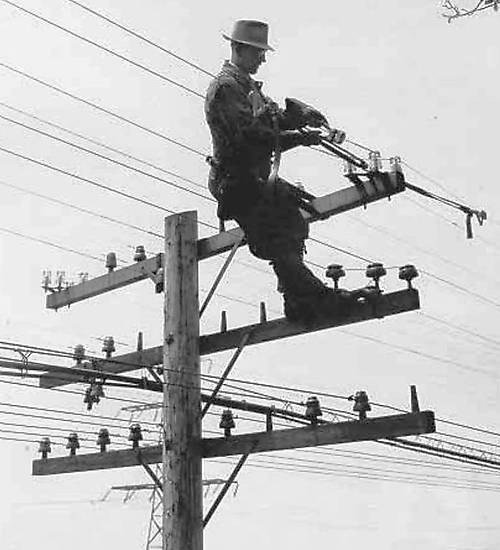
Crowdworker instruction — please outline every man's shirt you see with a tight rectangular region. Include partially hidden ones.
[205,61,303,180]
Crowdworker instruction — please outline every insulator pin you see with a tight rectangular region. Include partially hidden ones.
[106,252,117,272]
[325,264,345,290]
[96,428,111,452]
[219,409,235,437]
[349,391,371,421]
[38,437,51,459]
[128,423,143,449]
[66,432,80,456]
[399,264,419,289]
[304,396,322,425]
[134,245,146,262]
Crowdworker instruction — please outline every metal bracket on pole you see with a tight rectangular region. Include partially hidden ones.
[203,450,251,528]
[136,450,163,492]
[145,366,162,385]
[201,331,252,419]
[199,236,244,318]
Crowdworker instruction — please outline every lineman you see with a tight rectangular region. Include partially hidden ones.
[205,20,351,323]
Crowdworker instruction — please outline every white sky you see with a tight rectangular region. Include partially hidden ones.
[0,0,499,549]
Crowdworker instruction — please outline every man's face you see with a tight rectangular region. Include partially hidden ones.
[239,44,266,74]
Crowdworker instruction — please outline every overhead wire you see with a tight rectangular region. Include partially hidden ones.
[0,24,496,426]
[64,0,216,78]
[2,337,500,445]
[0,0,206,99]
[0,61,207,157]
[0,144,218,230]
[416,311,500,351]
[2,5,500,500]
[0,226,104,262]
[0,100,207,190]
[211,456,500,492]
[0,179,163,239]
[0,113,215,203]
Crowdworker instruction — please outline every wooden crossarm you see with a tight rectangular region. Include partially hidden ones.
[46,172,404,310]
[39,288,419,388]
[32,411,435,476]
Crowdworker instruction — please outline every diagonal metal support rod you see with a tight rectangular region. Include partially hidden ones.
[136,450,163,492]
[203,451,251,528]
[199,236,244,318]
[201,331,251,419]
[145,366,162,385]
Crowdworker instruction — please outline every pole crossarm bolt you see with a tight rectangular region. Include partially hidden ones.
[128,423,143,449]
[399,264,419,289]
[96,428,111,452]
[134,245,147,262]
[304,396,322,425]
[349,391,371,421]
[38,437,51,459]
[66,432,80,456]
[219,409,235,437]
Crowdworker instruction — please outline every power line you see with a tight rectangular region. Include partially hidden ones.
[346,212,500,286]
[1,0,205,99]
[0,400,158,427]
[64,0,215,78]
[211,456,500,492]
[0,144,217,230]
[0,179,163,239]
[0,226,104,261]
[402,160,466,203]
[421,269,500,310]
[0,100,208,190]
[0,61,207,157]
[417,311,500,351]
[0,113,215,203]
[2,336,499,444]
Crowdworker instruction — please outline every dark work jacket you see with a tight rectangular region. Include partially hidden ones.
[205,61,305,219]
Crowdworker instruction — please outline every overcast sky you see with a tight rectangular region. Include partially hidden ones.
[0,1,499,549]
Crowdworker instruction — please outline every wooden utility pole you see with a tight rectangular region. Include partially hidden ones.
[31,172,436,548]
[163,211,203,550]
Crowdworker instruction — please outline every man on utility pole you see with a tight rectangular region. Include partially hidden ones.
[205,20,357,323]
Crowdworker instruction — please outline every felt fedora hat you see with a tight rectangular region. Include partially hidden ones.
[222,20,274,51]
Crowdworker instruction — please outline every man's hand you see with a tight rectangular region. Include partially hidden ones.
[300,130,322,146]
